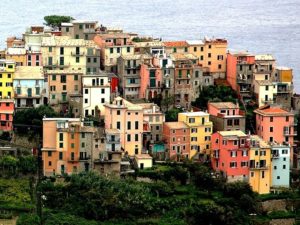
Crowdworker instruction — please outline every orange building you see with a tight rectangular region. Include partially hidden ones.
[42,118,97,176]
[163,41,188,55]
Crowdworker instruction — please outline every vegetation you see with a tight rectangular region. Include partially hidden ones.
[192,85,238,110]
[14,105,58,135]
[34,163,261,225]
[44,15,74,27]
[0,155,37,176]
[165,108,183,122]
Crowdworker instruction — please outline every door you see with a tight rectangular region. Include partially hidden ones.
[140,163,144,170]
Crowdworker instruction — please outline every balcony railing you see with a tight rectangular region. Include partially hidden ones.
[237,78,251,84]
[71,51,85,56]
[67,157,78,162]
[249,165,268,170]
[272,153,279,159]
[107,138,120,143]
[79,156,91,161]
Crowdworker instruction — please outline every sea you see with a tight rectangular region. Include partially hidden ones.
[0,0,299,91]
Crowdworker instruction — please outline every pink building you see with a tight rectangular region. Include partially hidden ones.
[26,52,42,66]
[211,130,250,182]
[226,51,255,98]
[0,100,14,131]
[254,105,296,164]
[139,60,163,100]
[208,102,246,132]
[163,121,190,161]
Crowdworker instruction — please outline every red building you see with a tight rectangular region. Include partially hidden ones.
[0,99,14,131]
[211,130,250,182]
[163,121,190,161]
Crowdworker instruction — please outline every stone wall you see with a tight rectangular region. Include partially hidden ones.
[262,200,287,213]
[269,219,295,225]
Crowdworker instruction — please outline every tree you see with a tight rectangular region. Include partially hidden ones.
[44,15,74,27]
[165,108,182,122]
[161,95,175,112]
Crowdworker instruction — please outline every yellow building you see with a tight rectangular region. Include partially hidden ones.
[5,48,26,66]
[275,67,293,83]
[249,135,271,194]
[41,36,95,73]
[0,59,15,98]
[178,111,212,159]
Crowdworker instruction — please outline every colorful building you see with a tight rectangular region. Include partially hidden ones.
[202,38,227,79]
[249,135,271,194]
[208,102,246,132]
[61,20,99,40]
[254,105,296,165]
[94,33,135,73]
[163,121,190,161]
[104,97,143,156]
[226,51,255,98]
[13,66,45,109]
[253,80,275,107]
[41,36,95,73]
[47,69,83,112]
[178,111,213,159]
[0,59,15,99]
[163,41,188,55]
[211,130,250,182]
[6,47,27,66]
[271,144,290,188]
[0,99,14,132]
[42,118,98,176]
[82,71,111,117]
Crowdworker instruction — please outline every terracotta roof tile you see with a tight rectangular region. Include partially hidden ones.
[163,41,188,47]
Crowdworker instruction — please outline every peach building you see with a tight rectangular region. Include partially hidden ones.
[42,118,97,176]
[163,121,190,161]
[94,33,134,73]
[254,105,296,165]
[202,38,227,78]
[208,102,246,132]
[104,97,143,156]
[226,51,255,98]
[163,41,188,55]
[6,47,27,66]
[211,130,250,182]
[47,69,83,111]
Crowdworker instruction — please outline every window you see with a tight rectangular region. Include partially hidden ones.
[234,119,239,126]
[173,48,177,53]
[61,75,66,83]
[230,151,237,157]
[81,142,85,148]
[127,134,131,142]
[242,150,248,157]
[233,140,238,145]
[282,149,288,154]
[270,127,273,132]
[59,143,63,148]
[127,121,131,130]
[135,134,139,141]
[270,116,273,122]
[59,152,63,160]
[286,116,289,122]
[217,55,223,60]
[48,161,52,166]
[127,47,130,53]
[262,171,265,178]
[218,64,222,69]
[59,133,63,141]
[283,165,286,169]
[117,122,120,129]
[81,133,85,138]
[75,34,79,39]
[277,176,280,180]
[48,151,52,157]
[255,150,258,156]
[251,172,254,177]
[191,137,197,142]
[241,161,248,167]
[76,57,80,63]
[71,143,75,148]
[189,118,195,123]
[79,24,83,29]
[63,85,66,91]
[229,162,237,168]
[110,48,113,54]
[269,137,273,142]
[208,53,211,58]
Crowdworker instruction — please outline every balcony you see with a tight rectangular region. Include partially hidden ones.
[83,28,96,33]
[237,77,251,84]
[107,138,120,143]
[79,156,91,161]
[71,51,85,56]
[272,153,280,159]
[212,154,219,159]
[277,86,292,93]
[125,65,140,70]
[284,130,297,136]
[249,165,268,170]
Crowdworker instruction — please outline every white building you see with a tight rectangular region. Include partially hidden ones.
[82,71,111,117]
[253,80,275,107]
